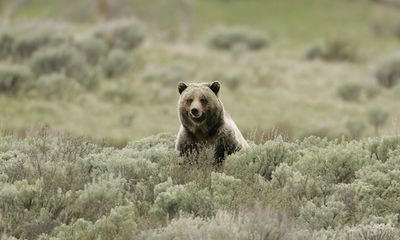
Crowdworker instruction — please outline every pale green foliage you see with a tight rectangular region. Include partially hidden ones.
[368,107,389,133]
[300,200,347,230]
[2,131,400,239]
[207,26,268,51]
[0,31,14,59]
[294,141,370,184]
[365,83,381,99]
[0,64,32,94]
[30,45,88,81]
[0,22,72,60]
[77,37,108,65]
[150,182,213,219]
[225,138,297,180]
[0,20,146,99]
[49,203,138,240]
[374,53,400,88]
[271,163,317,204]
[15,26,71,60]
[154,177,174,197]
[27,74,81,99]
[128,133,176,150]
[355,149,400,216]
[93,18,144,50]
[143,208,310,240]
[74,177,127,221]
[125,133,176,162]
[314,222,400,240]
[337,82,363,102]
[345,120,366,139]
[305,38,357,62]
[101,49,132,78]
[210,172,241,210]
[367,136,400,161]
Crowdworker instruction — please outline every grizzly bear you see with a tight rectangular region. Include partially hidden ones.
[175,81,249,164]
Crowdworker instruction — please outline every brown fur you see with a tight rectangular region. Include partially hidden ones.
[175,81,249,164]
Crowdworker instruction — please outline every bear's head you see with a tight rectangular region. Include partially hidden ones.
[177,81,224,132]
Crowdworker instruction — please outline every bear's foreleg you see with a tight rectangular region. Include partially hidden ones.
[214,136,240,165]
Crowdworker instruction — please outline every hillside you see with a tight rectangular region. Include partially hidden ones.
[1,0,400,144]
[1,1,400,239]
[1,130,400,239]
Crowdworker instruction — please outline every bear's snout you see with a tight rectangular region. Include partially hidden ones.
[190,108,200,117]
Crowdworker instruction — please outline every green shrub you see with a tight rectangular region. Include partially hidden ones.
[13,31,72,60]
[345,120,367,139]
[0,31,14,59]
[314,222,400,240]
[271,163,300,189]
[207,26,268,51]
[49,205,139,240]
[374,53,400,88]
[295,141,370,184]
[0,23,73,60]
[337,82,363,101]
[30,45,88,81]
[367,107,389,134]
[329,184,362,223]
[3,132,400,238]
[305,41,325,60]
[0,23,74,62]
[347,223,400,240]
[106,156,157,185]
[26,73,81,99]
[150,182,213,219]
[367,136,400,162]
[365,83,381,99]
[120,111,136,127]
[93,19,144,50]
[102,49,132,78]
[77,37,108,65]
[225,139,298,180]
[49,218,95,240]
[0,64,32,94]
[0,180,63,239]
[299,126,339,140]
[143,208,310,240]
[127,133,175,152]
[355,150,400,215]
[300,200,347,230]
[305,38,357,62]
[210,172,242,210]
[73,177,127,221]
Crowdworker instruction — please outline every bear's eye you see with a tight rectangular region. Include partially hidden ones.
[200,98,208,105]
[186,99,193,104]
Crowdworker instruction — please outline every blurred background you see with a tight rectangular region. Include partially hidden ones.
[0,0,399,146]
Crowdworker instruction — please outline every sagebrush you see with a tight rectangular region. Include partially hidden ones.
[1,130,400,239]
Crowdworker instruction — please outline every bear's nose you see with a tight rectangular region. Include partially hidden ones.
[191,108,199,116]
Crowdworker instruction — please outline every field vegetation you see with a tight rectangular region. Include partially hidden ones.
[0,0,400,239]
[0,0,399,144]
[1,129,400,239]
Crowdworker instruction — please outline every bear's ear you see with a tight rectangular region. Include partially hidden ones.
[209,81,220,95]
[178,82,188,94]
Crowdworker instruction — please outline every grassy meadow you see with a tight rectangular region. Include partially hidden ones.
[0,0,399,144]
[1,0,400,239]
